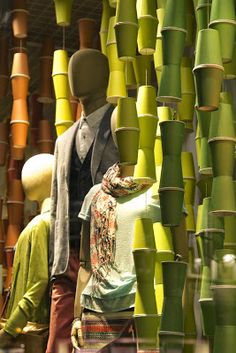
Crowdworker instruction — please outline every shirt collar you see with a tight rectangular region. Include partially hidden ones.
[82,103,110,128]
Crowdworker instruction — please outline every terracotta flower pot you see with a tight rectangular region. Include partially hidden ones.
[11,75,29,100]
[38,57,54,104]
[11,9,29,39]
[78,18,96,50]
[37,120,54,154]
[11,52,29,78]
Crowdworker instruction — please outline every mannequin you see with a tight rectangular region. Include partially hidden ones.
[71,108,161,352]
[0,153,54,348]
[47,49,119,353]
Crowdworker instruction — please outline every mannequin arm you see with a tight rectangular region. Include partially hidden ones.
[71,220,92,349]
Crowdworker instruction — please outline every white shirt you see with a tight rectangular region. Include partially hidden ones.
[76,103,110,161]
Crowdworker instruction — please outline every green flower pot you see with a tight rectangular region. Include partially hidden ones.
[107,16,117,45]
[154,37,163,71]
[133,248,156,283]
[161,28,187,65]
[160,120,185,156]
[196,175,213,201]
[209,102,235,139]
[54,0,73,27]
[213,325,236,353]
[99,30,108,56]
[101,0,115,32]
[155,283,164,314]
[155,251,175,284]
[158,64,182,102]
[134,314,159,350]
[106,70,127,104]
[160,296,185,332]
[210,176,236,216]
[200,197,224,234]
[212,286,236,325]
[184,179,196,205]
[114,22,138,61]
[116,97,138,128]
[137,0,156,17]
[196,110,211,138]
[224,216,236,244]
[185,204,196,232]
[194,66,223,111]
[115,128,140,165]
[186,13,195,47]
[153,222,173,252]
[171,214,189,262]
[212,249,236,285]
[223,42,236,79]
[163,0,187,29]
[209,139,235,176]
[137,15,158,55]
[209,21,236,64]
[184,276,198,337]
[124,61,136,89]
[137,85,157,117]
[177,94,195,122]
[132,54,153,86]
[159,331,184,353]
[52,49,68,75]
[159,188,185,226]
[115,0,138,23]
[134,283,157,315]
[157,0,167,8]
[133,217,156,250]
[134,147,156,184]
[195,126,202,168]
[158,106,174,123]
[138,116,158,149]
[199,137,213,176]
[199,298,216,336]
[200,232,225,266]
[210,0,235,22]
[106,43,124,71]
[181,152,195,179]
[196,2,211,31]
[162,261,188,297]
[160,155,184,188]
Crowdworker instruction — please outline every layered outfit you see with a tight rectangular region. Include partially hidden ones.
[4,198,51,337]
[77,164,161,351]
[47,104,119,353]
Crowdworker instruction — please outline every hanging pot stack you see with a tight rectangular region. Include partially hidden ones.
[153,222,174,318]
[177,57,195,124]
[0,34,9,99]
[133,218,159,351]
[158,0,187,102]
[132,54,153,87]
[78,18,96,50]
[53,0,74,27]
[181,152,196,233]
[114,0,138,61]
[209,0,236,64]
[115,97,139,165]
[196,110,212,176]
[38,36,54,104]
[152,106,173,199]
[196,0,211,32]
[211,250,236,353]
[52,49,74,136]
[193,28,224,111]
[159,261,187,353]
[154,7,165,86]
[100,0,115,56]
[208,97,236,216]
[158,120,185,226]
[134,85,157,184]
[10,52,30,159]
[136,0,158,55]
[11,0,29,39]
[106,16,127,103]
[37,120,54,154]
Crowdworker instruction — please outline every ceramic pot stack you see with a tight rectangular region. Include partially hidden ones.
[10,52,30,159]
[158,0,187,102]
[52,49,74,136]
[159,120,185,226]
[106,16,127,103]
[38,37,54,104]
[133,218,159,351]
[134,85,158,184]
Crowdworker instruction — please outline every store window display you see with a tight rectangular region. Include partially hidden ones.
[71,108,161,352]
[46,48,119,353]
[0,153,54,349]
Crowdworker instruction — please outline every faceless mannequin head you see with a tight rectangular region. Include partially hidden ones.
[21,153,54,205]
[68,49,109,101]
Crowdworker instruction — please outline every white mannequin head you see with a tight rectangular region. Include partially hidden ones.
[21,153,54,205]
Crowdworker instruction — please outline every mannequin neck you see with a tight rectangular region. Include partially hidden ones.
[39,197,51,213]
[79,92,107,117]
[120,164,135,178]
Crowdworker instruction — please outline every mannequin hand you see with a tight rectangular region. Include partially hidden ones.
[0,329,14,348]
[71,318,84,349]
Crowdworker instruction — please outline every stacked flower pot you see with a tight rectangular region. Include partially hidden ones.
[100,0,115,56]
[133,218,159,351]
[132,54,153,87]
[53,0,74,27]
[196,0,211,32]
[115,97,140,166]
[196,110,212,176]
[11,0,29,39]
[136,0,158,55]
[154,7,165,86]
[133,85,158,184]
[52,49,74,136]
[38,36,54,104]
[158,120,185,226]
[106,16,127,103]
[158,0,187,102]
[10,52,30,160]
[208,96,236,216]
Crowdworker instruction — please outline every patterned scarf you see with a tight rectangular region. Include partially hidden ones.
[90,163,147,288]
